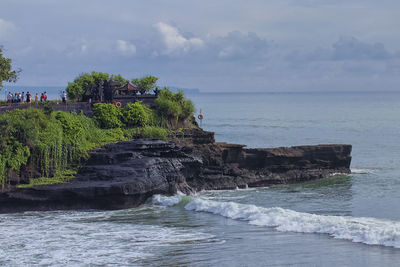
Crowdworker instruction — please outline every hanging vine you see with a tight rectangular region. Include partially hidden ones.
[0,108,125,190]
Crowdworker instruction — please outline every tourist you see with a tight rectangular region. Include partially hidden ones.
[26,92,31,103]
[44,92,48,102]
[35,93,39,104]
[14,93,19,103]
[40,93,44,102]
[61,91,66,104]
[7,92,12,104]
[21,92,25,103]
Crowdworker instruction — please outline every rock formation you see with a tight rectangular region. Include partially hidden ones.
[0,129,351,213]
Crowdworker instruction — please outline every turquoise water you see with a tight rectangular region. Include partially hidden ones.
[0,92,399,266]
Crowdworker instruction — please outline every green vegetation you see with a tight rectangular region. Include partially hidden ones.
[17,169,77,188]
[141,126,168,140]
[123,126,169,140]
[120,102,152,127]
[0,70,196,189]
[0,108,125,189]
[66,72,131,101]
[111,74,128,86]
[66,72,109,100]
[155,88,195,126]
[66,73,160,100]
[0,46,20,90]
[131,75,158,95]
[93,103,123,129]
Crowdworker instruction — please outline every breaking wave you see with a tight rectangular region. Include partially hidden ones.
[153,194,400,248]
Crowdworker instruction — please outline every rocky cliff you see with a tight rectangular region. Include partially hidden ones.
[0,129,351,213]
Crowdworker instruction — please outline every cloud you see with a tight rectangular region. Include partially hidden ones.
[287,37,394,63]
[210,31,269,61]
[332,37,390,60]
[155,22,204,56]
[1,0,400,92]
[0,18,17,39]
[64,39,90,57]
[116,40,136,56]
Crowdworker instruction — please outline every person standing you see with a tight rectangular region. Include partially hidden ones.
[7,92,12,105]
[61,91,67,104]
[21,92,25,103]
[35,93,39,104]
[26,92,31,103]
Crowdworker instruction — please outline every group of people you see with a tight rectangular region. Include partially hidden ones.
[7,91,48,104]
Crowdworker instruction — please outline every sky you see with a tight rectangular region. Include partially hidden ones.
[0,0,399,92]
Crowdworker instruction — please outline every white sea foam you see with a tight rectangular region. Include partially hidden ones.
[351,168,375,174]
[152,192,186,206]
[155,195,400,248]
[0,208,215,266]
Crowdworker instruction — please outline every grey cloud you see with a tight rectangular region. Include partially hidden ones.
[287,37,395,63]
[151,24,269,62]
[332,37,391,60]
[209,31,269,61]
[1,1,400,92]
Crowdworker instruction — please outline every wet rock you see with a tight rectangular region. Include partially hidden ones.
[0,132,352,213]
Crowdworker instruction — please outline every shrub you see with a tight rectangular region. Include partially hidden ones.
[155,88,195,123]
[120,102,151,127]
[93,103,122,129]
[122,126,168,140]
[141,126,168,140]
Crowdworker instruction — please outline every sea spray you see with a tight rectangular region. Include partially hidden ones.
[153,194,400,248]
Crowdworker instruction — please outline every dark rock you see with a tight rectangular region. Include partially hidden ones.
[0,133,352,213]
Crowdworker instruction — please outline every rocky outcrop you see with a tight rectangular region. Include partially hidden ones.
[0,130,352,213]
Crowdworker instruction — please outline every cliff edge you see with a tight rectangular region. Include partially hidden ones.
[0,129,351,213]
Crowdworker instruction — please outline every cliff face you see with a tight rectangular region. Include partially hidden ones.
[0,130,351,213]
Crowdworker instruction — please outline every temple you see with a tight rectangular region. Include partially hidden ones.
[79,79,158,107]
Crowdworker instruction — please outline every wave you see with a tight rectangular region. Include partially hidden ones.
[153,194,400,248]
[351,168,375,174]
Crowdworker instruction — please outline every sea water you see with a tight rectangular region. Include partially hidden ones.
[1,92,400,266]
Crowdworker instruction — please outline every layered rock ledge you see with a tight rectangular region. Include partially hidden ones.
[0,130,351,213]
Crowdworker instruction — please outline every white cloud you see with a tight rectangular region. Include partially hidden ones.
[116,40,136,56]
[155,22,204,56]
[81,41,88,53]
[0,18,17,39]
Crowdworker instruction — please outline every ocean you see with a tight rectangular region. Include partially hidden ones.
[1,92,399,266]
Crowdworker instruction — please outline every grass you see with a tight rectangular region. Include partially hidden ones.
[16,169,77,188]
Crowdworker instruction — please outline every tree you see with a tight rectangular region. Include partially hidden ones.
[111,74,128,86]
[131,75,158,95]
[66,72,110,100]
[0,46,20,90]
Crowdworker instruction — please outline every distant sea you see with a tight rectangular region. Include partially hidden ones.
[1,91,399,266]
